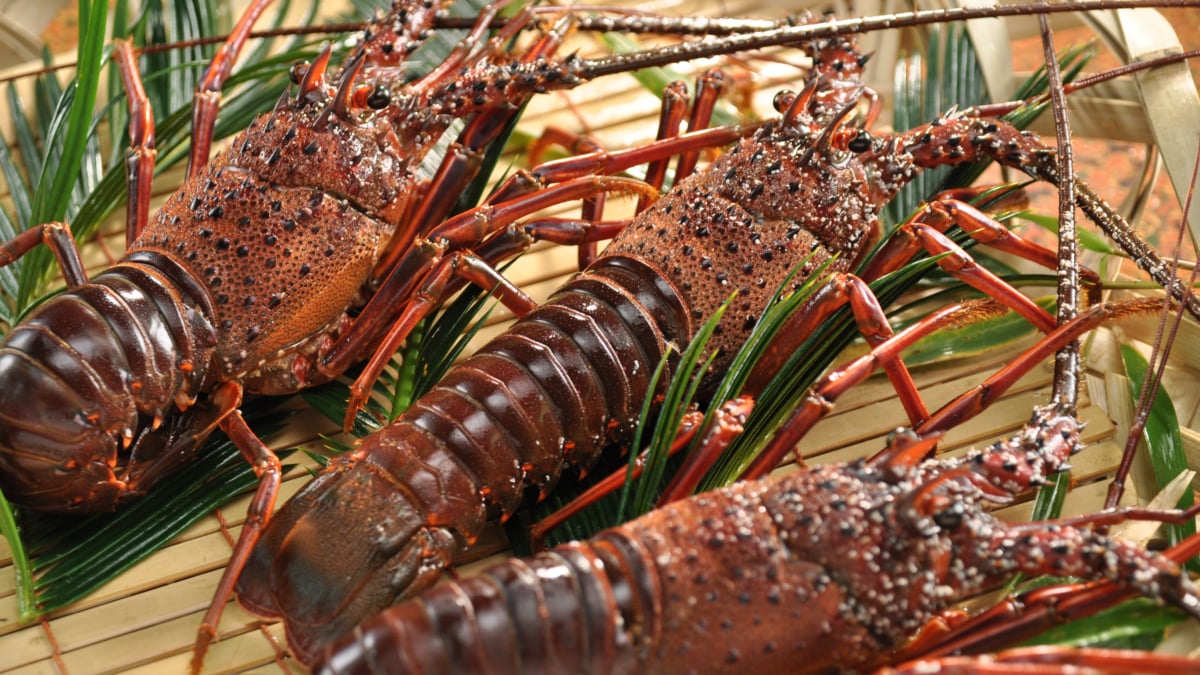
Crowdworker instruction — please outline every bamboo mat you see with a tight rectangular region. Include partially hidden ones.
[2,1,1200,673]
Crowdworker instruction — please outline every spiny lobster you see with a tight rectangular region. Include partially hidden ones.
[0,0,870,665]
[311,364,1200,673]
[235,4,1200,667]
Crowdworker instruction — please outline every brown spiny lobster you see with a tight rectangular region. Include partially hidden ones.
[234,5,1200,665]
[310,360,1200,673]
[0,0,732,513]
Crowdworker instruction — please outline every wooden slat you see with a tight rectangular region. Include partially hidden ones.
[1,0,1199,673]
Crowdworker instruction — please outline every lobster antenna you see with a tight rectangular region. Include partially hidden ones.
[1038,14,1082,418]
[579,0,1200,79]
[1105,140,1200,509]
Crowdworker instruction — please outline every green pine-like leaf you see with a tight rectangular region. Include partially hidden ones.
[1120,345,1196,555]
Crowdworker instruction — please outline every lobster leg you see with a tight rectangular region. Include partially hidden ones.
[343,249,540,429]
[896,115,1200,321]
[528,67,730,269]
[488,123,756,205]
[656,397,756,505]
[740,298,1167,480]
[373,6,579,273]
[0,222,87,287]
[186,0,277,177]
[111,41,155,244]
[190,380,283,673]
[528,406,713,549]
[858,196,1100,293]
[528,67,732,270]
[903,527,1200,659]
[673,69,730,182]
[641,271,940,496]
[522,127,611,270]
[320,175,657,393]
[738,273,936,424]
[532,397,759,548]
[341,180,660,430]
[640,80,692,211]
[894,211,1057,333]
[421,216,632,313]
[732,182,1096,433]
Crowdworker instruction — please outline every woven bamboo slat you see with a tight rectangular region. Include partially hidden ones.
[1,1,1198,673]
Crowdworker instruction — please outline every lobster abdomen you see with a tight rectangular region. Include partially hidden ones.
[0,256,216,512]
[236,254,693,660]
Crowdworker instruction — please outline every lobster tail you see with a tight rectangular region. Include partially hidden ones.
[0,261,215,512]
[236,447,475,663]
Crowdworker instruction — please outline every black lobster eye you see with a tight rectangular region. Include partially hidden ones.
[932,501,965,530]
[367,85,391,110]
[773,90,796,113]
[847,131,872,153]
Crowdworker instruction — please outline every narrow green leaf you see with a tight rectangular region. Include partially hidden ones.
[0,133,33,228]
[1029,468,1071,522]
[30,0,107,227]
[1020,598,1185,648]
[614,344,675,526]
[0,488,37,622]
[7,83,42,188]
[627,322,721,518]
[1018,211,1116,255]
[1120,345,1196,555]
[892,297,1053,366]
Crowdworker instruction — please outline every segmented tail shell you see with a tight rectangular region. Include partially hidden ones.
[0,259,214,512]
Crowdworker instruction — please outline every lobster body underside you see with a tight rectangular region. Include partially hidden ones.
[0,260,216,511]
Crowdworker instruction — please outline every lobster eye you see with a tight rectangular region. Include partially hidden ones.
[773,90,797,113]
[932,501,965,530]
[289,63,307,85]
[367,86,391,110]
[847,131,872,153]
